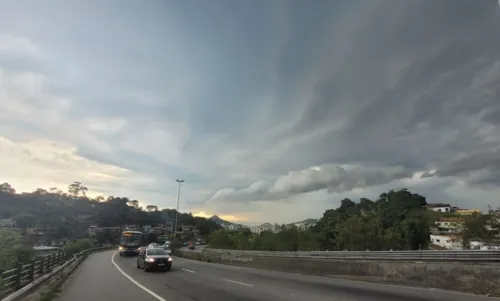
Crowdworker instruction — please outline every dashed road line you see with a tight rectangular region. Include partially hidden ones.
[182,268,196,273]
[111,252,167,301]
[223,279,254,287]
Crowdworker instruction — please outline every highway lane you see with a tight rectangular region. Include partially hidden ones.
[58,250,499,301]
[57,251,153,301]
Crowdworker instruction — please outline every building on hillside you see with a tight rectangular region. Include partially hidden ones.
[0,219,23,233]
[152,226,167,235]
[250,226,261,234]
[424,203,454,213]
[221,223,245,231]
[164,222,173,232]
[430,217,464,234]
[430,234,462,250]
[125,224,139,231]
[88,226,121,237]
[250,223,274,234]
[28,221,57,235]
[0,218,16,228]
[456,209,480,215]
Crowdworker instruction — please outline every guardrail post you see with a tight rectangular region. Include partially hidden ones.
[49,254,54,270]
[0,268,4,298]
[28,260,35,281]
[14,263,22,290]
[40,257,45,274]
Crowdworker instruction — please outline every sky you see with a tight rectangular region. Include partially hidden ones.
[1,0,500,225]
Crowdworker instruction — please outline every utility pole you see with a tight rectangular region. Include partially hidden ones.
[172,179,184,249]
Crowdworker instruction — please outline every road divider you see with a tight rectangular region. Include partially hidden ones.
[181,268,196,273]
[223,279,254,287]
[173,248,500,297]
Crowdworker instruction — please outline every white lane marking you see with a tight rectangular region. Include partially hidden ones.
[111,252,167,301]
[182,268,196,273]
[223,279,254,287]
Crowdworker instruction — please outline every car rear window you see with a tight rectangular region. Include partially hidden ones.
[147,248,167,255]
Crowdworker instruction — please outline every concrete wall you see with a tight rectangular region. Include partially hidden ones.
[174,250,500,297]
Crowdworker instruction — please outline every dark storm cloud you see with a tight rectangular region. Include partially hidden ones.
[2,0,500,218]
[208,0,500,203]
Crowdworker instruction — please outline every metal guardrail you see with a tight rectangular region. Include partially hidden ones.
[202,248,500,262]
[1,245,115,301]
[1,252,66,296]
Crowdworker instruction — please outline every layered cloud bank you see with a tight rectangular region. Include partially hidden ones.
[209,164,415,203]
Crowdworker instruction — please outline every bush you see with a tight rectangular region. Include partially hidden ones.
[0,229,33,269]
[63,238,94,257]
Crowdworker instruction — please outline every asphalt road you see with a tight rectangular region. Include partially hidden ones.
[57,250,499,301]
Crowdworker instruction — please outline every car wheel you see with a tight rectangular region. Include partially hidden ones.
[144,266,149,273]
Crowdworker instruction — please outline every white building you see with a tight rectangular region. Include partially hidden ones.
[0,219,16,228]
[425,203,453,212]
[250,224,273,234]
[430,234,462,250]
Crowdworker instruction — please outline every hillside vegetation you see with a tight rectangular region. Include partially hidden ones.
[0,181,221,239]
[208,189,500,251]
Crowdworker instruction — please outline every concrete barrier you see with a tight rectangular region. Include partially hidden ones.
[174,249,500,297]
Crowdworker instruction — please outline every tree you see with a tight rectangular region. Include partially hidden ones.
[0,182,16,194]
[33,188,48,196]
[146,205,158,212]
[68,181,88,197]
[0,229,33,269]
[0,182,224,244]
[127,200,139,208]
[459,209,500,249]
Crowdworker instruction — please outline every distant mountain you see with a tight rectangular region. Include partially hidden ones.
[257,222,274,230]
[297,218,318,225]
[209,215,234,226]
[286,218,318,227]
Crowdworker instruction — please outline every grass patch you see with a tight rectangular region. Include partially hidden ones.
[38,266,73,301]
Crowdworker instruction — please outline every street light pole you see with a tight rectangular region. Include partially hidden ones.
[173,179,184,248]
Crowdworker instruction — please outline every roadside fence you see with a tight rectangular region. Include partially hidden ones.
[202,248,500,262]
[1,245,115,301]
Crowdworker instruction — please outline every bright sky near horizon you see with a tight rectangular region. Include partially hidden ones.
[1,0,500,225]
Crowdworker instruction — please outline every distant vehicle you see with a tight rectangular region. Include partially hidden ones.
[160,242,172,255]
[157,235,169,244]
[136,248,172,272]
[119,231,143,256]
[148,243,160,249]
[188,243,195,250]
